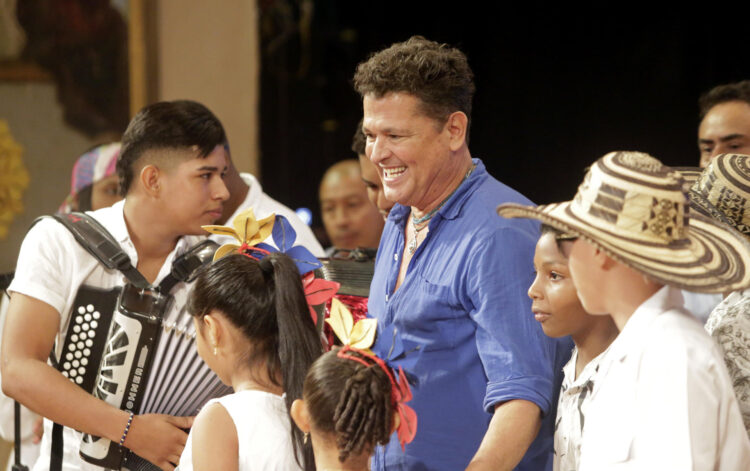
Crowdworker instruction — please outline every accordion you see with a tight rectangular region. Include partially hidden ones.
[47,211,230,470]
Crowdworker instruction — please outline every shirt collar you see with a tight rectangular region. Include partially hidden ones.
[609,285,684,362]
[103,198,202,261]
[386,158,487,226]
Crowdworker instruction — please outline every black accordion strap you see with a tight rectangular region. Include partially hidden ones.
[12,401,28,471]
[157,240,218,295]
[48,213,150,289]
[49,422,63,471]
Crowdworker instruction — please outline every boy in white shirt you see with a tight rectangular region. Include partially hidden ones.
[499,151,750,469]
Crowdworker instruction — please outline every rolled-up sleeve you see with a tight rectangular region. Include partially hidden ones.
[466,226,559,415]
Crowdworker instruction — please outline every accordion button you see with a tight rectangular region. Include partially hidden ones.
[81,358,88,366]
[84,348,91,356]
[80,332,87,340]
[74,351,81,359]
[87,304,94,312]
[66,353,73,361]
[68,343,75,351]
[82,324,90,331]
[69,369,77,377]
[91,321,98,329]
[76,377,83,385]
[84,314,92,322]
[93,311,101,320]
[77,342,84,349]
[78,367,85,375]
[71,334,78,342]
[78,306,86,314]
[75,316,83,324]
[85,340,93,347]
[73,325,80,333]
[63,362,70,370]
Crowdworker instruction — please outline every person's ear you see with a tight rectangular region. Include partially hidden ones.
[444,111,468,152]
[140,164,161,197]
[291,399,311,433]
[596,248,617,271]
[202,314,222,353]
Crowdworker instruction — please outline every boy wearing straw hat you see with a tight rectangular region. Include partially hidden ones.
[498,151,750,469]
[688,152,750,436]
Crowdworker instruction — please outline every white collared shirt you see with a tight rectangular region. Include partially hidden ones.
[214,173,325,257]
[8,200,205,471]
[554,346,611,471]
[706,289,750,436]
[579,286,750,470]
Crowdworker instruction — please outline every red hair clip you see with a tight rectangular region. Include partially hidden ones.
[336,346,417,450]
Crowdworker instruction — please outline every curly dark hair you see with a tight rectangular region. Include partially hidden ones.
[353,36,475,128]
[116,100,227,196]
[302,348,394,463]
[698,80,750,119]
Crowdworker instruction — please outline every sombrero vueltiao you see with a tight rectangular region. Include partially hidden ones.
[687,153,750,239]
[497,151,750,293]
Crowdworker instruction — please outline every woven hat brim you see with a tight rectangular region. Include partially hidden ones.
[497,202,750,293]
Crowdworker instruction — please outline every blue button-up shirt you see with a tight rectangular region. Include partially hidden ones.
[370,159,572,470]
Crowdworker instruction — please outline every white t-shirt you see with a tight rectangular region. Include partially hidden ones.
[213,173,324,257]
[8,200,208,471]
[177,390,302,471]
[579,286,750,470]
[553,346,611,471]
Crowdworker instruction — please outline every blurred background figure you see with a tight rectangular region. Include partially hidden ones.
[58,142,122,213]
[698,80,750,168]
[351,121,394,220]
[319,159,384,253]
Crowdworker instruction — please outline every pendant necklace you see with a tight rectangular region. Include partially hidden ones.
[407,164,475,255]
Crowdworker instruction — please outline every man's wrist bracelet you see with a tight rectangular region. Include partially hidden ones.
[119,412,134,446]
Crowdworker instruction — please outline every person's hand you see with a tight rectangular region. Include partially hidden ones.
[32,415,43,444]
[123,414,194,471]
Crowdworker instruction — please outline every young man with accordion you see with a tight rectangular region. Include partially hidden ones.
[1,100,233,471]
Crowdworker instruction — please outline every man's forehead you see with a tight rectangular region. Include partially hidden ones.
[701,101,750,131]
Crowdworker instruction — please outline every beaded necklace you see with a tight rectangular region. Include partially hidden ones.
[407,164,475,255]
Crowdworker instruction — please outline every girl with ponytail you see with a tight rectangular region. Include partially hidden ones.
[177,252,322,471]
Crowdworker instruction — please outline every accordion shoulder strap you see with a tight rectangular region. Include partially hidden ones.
[47,212,150,289]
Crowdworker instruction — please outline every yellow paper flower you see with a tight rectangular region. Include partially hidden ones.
[326,297,377,352]
[0,120,29,240]
[202,207,275,261]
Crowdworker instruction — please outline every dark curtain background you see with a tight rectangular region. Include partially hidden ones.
[259,4,750,236]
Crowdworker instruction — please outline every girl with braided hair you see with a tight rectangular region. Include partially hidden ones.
[290,347,404,471]
[177,252,322,471]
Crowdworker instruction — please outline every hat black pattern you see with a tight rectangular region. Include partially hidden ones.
[498,151,750,293]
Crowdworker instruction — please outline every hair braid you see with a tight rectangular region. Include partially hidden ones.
[333,364,392,462]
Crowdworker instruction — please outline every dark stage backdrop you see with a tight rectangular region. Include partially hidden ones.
[258,4,750,238]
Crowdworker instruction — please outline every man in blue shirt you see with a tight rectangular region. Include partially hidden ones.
[354,36,571,470]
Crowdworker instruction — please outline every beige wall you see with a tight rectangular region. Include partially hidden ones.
[0,83,97,272]
[156,0,260,176]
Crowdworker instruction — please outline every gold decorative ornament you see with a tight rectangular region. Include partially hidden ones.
[0,120,29,240]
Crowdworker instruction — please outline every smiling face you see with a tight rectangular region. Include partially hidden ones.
[363,92,461,210]
[156,145,230,235]
[528,233,591,338]
[698,100,750,168]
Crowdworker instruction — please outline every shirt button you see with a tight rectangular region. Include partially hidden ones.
[385,294,389,302]
[394,253,398,261]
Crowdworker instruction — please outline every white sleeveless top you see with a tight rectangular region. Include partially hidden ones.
[178,390,302,471]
